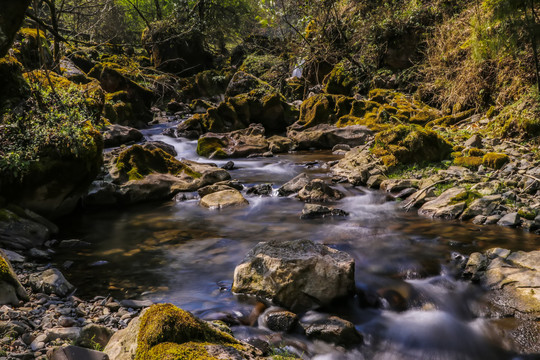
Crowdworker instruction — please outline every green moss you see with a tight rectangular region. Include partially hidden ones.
[482,152,509,169]
[116,145,200,181]
[453,145,465,152]
[467,148,485,157]
[323,62,357,95]
[518,208,536,220]
[0,256,16,286]
[453,156,483,168]
[450,190,481,206]
[239,54,286,86]
[283,77,305,101]
[427,109,475,128]
[371,124,453,167]
[136,304,240,360]
[196,138,228,159]
[0,209,19,222]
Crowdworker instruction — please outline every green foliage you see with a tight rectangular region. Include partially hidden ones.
[0,73,103,181]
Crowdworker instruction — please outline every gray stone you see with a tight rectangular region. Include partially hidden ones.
[300,312,362,346]
[460,195,501,220]
[464,134,483,148]
[463,252,487,281]
[197,184,236,198]
[300,204,349,219]
[471,215,487,225]
[59,239,91,249]
[380,179,419,193]
[102,124,143,148]
[0,209,50,250]
[200,189,249,209]
[103,309,145,360]
[484,215,502,225]
[46,327,81,341]
[298,179,345,203]
[0,249,24,263]
[262,309,298,333]
[246,184,273,197]
[28,248,50,259]
[497,212,520,227]
[232,239,355,312]
[48,345,109,360]
[278,173,310,197]
[418,188,468,220]
[119,299,153,309]
[0,252,29,305]
[29,268,75,297]
[366,175,386,189]
[331,147,382,186]
[78,324,114,349]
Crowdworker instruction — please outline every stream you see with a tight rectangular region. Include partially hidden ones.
[55,122,540,360]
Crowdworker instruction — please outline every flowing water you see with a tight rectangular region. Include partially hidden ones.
[56,122,540,359]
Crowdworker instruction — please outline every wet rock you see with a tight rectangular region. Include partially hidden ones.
[481,250,540,316]
[102,125,143,148]
[332,144,351,155]
[366,175,386,189]
[0,252,29,305]
[300,312,362,346]
[418,188,468,220]
[472,215,487,225]
[288,124,373,150]
[198,184,237,198]
[28,247,51,260]
[197,124,270,159]
[48,345,109,360]
[462,252,487,281]
[262,309,298,333]
[497,213,520,227]
[268,136,294,153]
[29,268,74,297]
[485,215,502,225]
[232,239,355,312]
[278,174,310,197]
[380,179,419,194]
[58,239,91,249]
[301,204,349,219]
[0,249,25,263]
[200,190,249,209]
[298,179,345,203]
[246,184,273,196]
[460,195,502,220]
[221,161,235,170]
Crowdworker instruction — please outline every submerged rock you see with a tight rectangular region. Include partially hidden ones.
[300,312,362,346]
[200,189,249,209]
[232,239,355,312]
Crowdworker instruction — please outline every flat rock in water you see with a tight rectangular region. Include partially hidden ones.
[246,184,273,196]
[300,312,362,346]
[200,189,249,209]
[232,239,355,312]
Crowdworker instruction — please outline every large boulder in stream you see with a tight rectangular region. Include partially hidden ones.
[85,144,230,206]
[232,239,355,312]
[200,189,249,209]
[331,147,385,186]
[298,179,345,203]
[102,124,143,148]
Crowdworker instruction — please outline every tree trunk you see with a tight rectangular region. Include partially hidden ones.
[0,0,32,57]
[154,0,162,20]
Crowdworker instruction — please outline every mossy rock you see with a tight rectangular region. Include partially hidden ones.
[283,77,305,101]
[135,304,240,360]
[518,208,536,221]
[427,109,475,128]
[239,54,287,87]
[453,156,483,169]
[371,124,452,167]
[295,94,353,129]
[0,54,29,112]
[323,62,357,96]
[115,145,200,182]
[0,1,31,58]
[195,70,231,98]
[13,27,51,69]
[482,153,509,169]
[467,148,485,157]
[225,71,276,98]
[196,137,228,159]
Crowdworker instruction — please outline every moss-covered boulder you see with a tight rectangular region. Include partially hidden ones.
[371,124,453,167]
[482,153,509,169]
[0,54,29,111]
[12,28,52,69]
[197,124,270,158]
[239,54,288,88]
[293,94,353,130]
[89,63,154,128]
[0,251,28,305]
[323,62,358,96]
[93,144,230,206]
[225,71,275,98]
[194,70,232,98]
[0,208,52,250]
[0,0,31,58]
[182,90,297,137]
[142,21,214,76]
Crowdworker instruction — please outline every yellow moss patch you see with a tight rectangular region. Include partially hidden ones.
[482,153,509,169]
[453,156,483,168]
[136,304,240,360]
[116,145,200,181]
[196,137,228,159]
[467,148,485,157]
